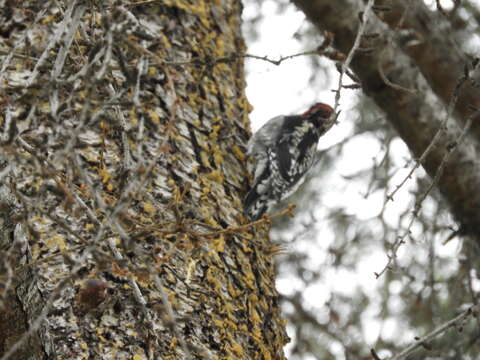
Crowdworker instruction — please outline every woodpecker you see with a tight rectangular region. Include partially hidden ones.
[244,103,335,220]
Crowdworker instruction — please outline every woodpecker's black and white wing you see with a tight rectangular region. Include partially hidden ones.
[244,115,286,220]
[247,115,285,180]
[276,115,320,185]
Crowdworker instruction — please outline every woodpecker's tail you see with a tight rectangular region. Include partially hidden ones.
[244,184,275,221]
[244,188,265,221]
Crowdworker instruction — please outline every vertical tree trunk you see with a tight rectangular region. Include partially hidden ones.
[0,1,288,359]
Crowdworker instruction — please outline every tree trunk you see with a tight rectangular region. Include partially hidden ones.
[0,1,288,359]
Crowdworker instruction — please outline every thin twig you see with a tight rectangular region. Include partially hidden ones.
[384,305,480,360]
[243,51,322,66]
[333,0,376,117]
[125,36,326,67]
[0,3,51,80]
[375,109,476,279]
[193,205,295,237]
[26,0,78,87]
[386,46,479,202]
[386,112,453,202]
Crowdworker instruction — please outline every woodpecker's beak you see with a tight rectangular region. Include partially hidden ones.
[333,109,340,125]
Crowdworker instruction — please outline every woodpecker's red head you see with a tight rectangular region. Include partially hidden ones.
[301,103,334,120]
[301,103,335,134]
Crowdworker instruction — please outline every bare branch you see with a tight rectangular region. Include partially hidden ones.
[382,305,480,360]
[375,107,476,279]
[333,0,376,118]
[386,64,474,202]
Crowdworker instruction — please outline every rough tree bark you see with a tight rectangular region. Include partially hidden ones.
[0,1,288,359]
[293,0,480,238]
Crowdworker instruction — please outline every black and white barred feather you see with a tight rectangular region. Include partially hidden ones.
[244,103,334,220]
